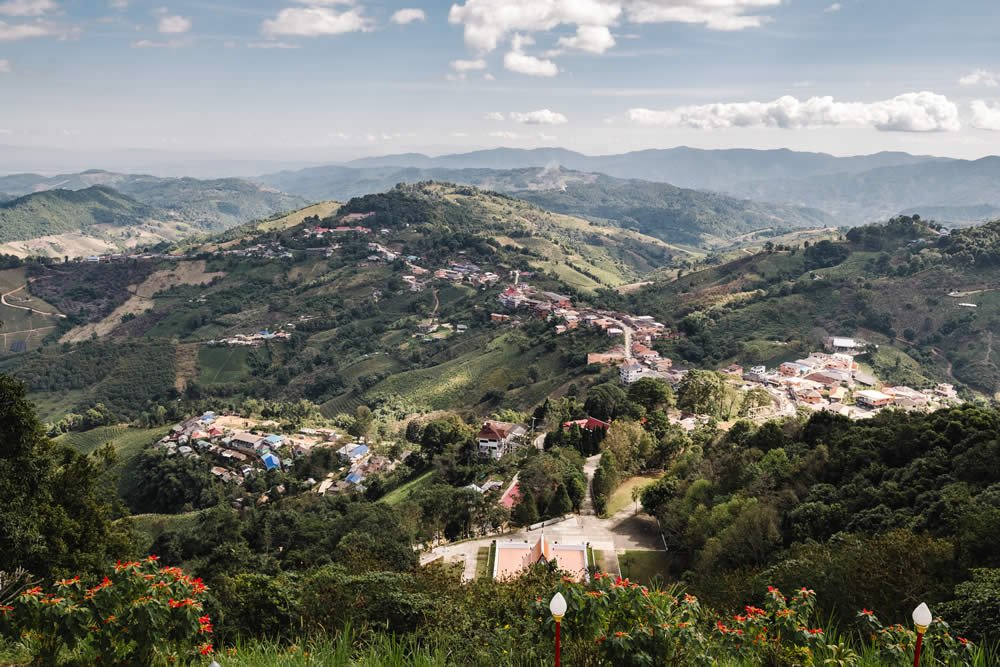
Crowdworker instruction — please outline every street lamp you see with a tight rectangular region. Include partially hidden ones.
[550,592,567,667]
[912,602,932,666]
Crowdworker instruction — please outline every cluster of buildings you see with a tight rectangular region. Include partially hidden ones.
[156,413,341,484]
[734,339,963,419]
[205,329,292,347]
[315,442,403,495]
[215,241,294,260]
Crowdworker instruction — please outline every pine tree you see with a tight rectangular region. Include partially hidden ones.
[513,489,540,526]
[546,484,573,517]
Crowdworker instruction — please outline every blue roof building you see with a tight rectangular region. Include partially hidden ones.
[264,434,284,447]
[261,453,281,471]
[346,471,365,484]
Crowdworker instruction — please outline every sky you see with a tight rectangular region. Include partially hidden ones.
[2,0,1000,168]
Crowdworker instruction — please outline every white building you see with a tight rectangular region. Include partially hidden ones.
[619,362,645,385]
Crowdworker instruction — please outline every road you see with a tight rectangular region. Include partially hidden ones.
[1,284,65,318]
[606,317,633,359]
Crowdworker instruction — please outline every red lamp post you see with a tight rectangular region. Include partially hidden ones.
[550,592,567,667]
[912,602,932,667]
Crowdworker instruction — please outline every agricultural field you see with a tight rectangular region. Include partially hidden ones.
[198,346,261,385]
[380,470,436,506]
[0,267,62,355]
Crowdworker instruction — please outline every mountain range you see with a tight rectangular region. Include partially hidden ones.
[262,147,1000,226]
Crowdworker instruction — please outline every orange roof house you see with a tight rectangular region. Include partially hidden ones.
[493,534,590,581]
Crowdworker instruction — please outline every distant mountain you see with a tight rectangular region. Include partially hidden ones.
[897,204,1000,226]
[0,170,307,230]
[729,157,1000,225]
[259,165,834,246]
[0,186,156,244]
[507,169,834,246]
[340,146,944,191]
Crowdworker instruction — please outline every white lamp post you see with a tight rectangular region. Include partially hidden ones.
[549,592,567,667]
[912,602,932,666]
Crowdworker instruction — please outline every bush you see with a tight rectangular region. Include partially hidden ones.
[0,557,214,665]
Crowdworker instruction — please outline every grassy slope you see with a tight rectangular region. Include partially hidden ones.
[0,267,62,354]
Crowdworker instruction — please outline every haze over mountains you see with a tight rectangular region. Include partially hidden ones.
[261,147,1000,226]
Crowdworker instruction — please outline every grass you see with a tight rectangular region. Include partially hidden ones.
[475,547,490,580]
[618,550,672,586]
[603,474,660,517]
[126,510,202,551]
[198,346,258,384]
[379,470,436,506]
[592,550,617,577]
[0,267,62,355]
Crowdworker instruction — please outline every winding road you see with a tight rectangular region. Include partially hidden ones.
[1,284,65,318]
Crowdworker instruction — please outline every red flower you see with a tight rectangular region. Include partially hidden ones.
[147,554,160,562]
[585,590,604,597]
[595,636,606,644]
[958,637,970,645]
[199,643,214,655]
[808,628,824,635]
[613,631,629,638]
[22,587,42,597]
[55,576,80,586]
[860,608,874,616]
[0,604,13,615]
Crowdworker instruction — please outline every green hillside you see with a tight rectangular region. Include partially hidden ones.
[0,186,156,243]
[3,182,655,422]
[606,216,1000,396]
[0,170,307,231]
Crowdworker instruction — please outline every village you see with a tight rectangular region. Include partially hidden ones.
[153,412,406,502]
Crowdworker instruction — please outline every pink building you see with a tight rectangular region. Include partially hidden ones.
[493,535,590,581]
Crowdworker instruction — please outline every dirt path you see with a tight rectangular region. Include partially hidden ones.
[174,343,200,392]
[430,288,440,321]
[1,284,65,318]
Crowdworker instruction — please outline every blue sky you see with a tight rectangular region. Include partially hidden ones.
[2,0,1000,162]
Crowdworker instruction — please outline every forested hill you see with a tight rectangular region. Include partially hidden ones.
[259,165,833,247]
[0,170,307,232]
[0,186,155,244]
[510,169,834,247]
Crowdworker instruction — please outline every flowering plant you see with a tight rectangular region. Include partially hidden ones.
[0,556,213,665]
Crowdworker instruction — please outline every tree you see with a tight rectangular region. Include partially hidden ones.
[584,383,630,422]
[546,484,573,517]
[350,405,375,442]
[513,489,540,526]
[420,415,474,460]
[627,377,674,413]
[676,370,738,419]
[0,375,128,578]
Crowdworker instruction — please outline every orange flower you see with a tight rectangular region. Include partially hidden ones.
[613,631,629,638]
[55,576,80,587]
[22,587,43,597]
[147,554,160,562]
[0,604,13,615]
[585,590,604,597]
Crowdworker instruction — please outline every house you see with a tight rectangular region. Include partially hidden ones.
[490,313,511,323]
[493,535,590,581]
[722,363,744,377]
[607,327,624,337]
[345,470,365,485]
[619,362,645,385]
[744,365,769,382]
[231,432,263,450]
[562,416,611,432]
[852,371,878,387]
[263,434,285,449]
[780,362,811,377]
[934,383,958,399]
[855,389,895,409]
[261,452,281,471]
[477,420,528,459]
[337,443,370,462]
[825,336,865,354]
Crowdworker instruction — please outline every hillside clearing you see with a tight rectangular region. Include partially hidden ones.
[61,260,226,343]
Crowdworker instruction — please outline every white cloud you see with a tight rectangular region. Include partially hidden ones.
[537,132,557,141]
[109,0,128,8]
[483,72,495,80]
[391,8,425,24]
[450,58,486,71]
[970,100,1000,131]
[489,130,518,139]
[158,14,191,34]
[262,6,373,37]
[449,0,778,55]
[509,108,568,125]
[484,111,505,120]
[445,72,465,81]
[247,41,300,49]
[132,38,188,48]
[557,24,615,53]
[504,50,558,76]
[0,19,69,40]
[959,69,999,87]
[823,3,841,12]
[504,33,557,76]
[626,92,961,132]
[0,58,8,71]
[0,0,56,17]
